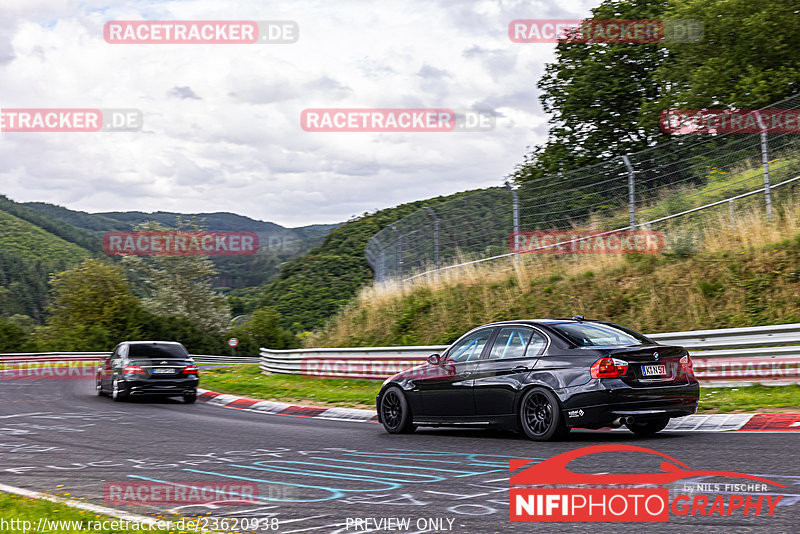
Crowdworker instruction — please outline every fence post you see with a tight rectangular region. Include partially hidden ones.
[729,199,735,227]
[622,155,636,230]
[423,207,440,269]
[504,182,520,253]
[390,224,403,278]
[755,112,773,222]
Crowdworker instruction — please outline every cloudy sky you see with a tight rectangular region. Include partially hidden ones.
[0,0,598,227]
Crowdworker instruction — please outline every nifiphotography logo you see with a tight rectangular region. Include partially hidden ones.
[509,444,785,522]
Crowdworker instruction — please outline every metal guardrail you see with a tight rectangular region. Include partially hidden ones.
[0,352,258,365]
[261,323,800,384]
[260,346,448,380]
[191,355,260,364]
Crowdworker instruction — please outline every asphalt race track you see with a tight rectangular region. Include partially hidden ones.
[0,375,798,534]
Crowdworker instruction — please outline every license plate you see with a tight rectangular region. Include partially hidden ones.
[152,368,175,374]
[642,364,667,377]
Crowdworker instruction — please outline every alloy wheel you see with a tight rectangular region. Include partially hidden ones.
[523,392,554,436]
[382,390,403,430]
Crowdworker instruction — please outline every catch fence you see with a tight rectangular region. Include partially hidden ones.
[366,93,800,281]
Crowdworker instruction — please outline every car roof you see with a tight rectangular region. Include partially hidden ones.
[482,319,603,327]
[121,341,185,346]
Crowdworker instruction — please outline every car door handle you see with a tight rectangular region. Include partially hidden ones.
[513,366,530,371]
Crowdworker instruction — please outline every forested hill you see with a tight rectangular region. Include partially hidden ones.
[0,194,337,322]
[256,188,491,332]
[21,201,337,289]
[0,196,97,320]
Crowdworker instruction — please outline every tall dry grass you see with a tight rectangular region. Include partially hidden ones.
[308,194,800,348]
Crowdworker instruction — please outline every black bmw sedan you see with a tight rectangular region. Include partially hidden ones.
[376,317,699,440]
[96,341,199,403]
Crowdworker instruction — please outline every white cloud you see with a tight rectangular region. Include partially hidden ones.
[0,0,599,226]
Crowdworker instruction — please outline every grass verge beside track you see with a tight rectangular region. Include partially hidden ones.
[200,365,800,413]
[200,364,381,408]
[0,492,181,533]
[699,384,800,413]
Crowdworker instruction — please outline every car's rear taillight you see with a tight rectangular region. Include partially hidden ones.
[680,353,693,373]
[182,365,198,375]
[590,357,628,378]
[123,365,145,375]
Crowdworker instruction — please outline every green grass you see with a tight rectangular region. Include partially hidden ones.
[200,365,381,408]
[201,366,799,413]
[698,384,800,413]
[0,492,184,533]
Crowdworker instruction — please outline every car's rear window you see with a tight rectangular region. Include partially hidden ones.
[550,323,652,346]
[129,344,189,359]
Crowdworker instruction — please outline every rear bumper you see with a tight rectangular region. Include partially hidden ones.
[559,378,700,428]
[123,377,198,396]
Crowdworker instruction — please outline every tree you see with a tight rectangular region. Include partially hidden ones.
[512,0,800,184]
[228,307,297,355]
[34,259,142,350]
[520,0,672,182]
[0,318,33,352]
[122,221,231,336]
[642,0,800,121]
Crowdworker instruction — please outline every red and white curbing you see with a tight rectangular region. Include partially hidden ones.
[197,389,378,422]
[197,389,800,432]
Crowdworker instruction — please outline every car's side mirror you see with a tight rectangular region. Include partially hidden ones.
[427,354,441,365]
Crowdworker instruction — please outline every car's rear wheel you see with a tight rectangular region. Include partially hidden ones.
[380,386,415,434]
[626,417,669,437]
[111,379,128,402]
[519,388,570,441]
[183,391,197,404]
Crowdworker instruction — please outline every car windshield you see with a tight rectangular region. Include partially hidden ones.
[550,323,652,346]
[129,344,189,359]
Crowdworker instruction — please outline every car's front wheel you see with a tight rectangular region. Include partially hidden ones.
[519,387,570,441]
[380,386,416,434]
[626,417,669,437]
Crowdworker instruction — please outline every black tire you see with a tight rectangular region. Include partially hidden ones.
[519,387,570,441]
[96,380,104,396]
[626,417,669,437]
[183,391,197,404]
[111,379,128,402]
[379,386,416,434]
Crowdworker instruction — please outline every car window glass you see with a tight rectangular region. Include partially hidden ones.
[526,332,547,356]
[550,323,649,346]
[129,344,189,359]
[488,327,534,360]
[448,330,492,363]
